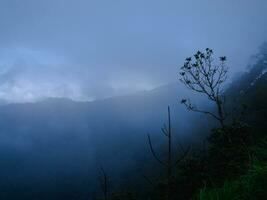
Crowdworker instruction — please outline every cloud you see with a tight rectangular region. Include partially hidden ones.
[0,48,160,102]
[0,0,267,102]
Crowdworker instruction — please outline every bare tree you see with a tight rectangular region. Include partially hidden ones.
[147,106,190,200]
[98,167,110,200]
[179,48,228,127]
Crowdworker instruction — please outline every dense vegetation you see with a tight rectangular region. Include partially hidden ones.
[95,43,267,200]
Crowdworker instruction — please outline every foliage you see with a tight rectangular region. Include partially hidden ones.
[175,45,267,199]
[199,181,239,200]
[253,138,267,162]
[207,121,252,183]
[96,44,267,200]
[198,162,267,200]
[175,150,209,200]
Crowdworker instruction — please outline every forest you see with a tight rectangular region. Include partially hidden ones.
[93,44,267,200]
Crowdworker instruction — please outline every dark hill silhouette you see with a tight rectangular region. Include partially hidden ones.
[0,64,265,199]
[0,82,208,200]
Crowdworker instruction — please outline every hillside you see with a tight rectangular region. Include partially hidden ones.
[0,82,208,200]
[0,49,266,200]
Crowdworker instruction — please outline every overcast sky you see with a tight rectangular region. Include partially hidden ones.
[0,0,267,102]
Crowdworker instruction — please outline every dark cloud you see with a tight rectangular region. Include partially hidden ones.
[0,0,267,102]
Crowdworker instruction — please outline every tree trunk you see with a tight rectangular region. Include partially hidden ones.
[216,98,224,128]
[167,106,172,200]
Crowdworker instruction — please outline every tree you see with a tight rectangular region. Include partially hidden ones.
[147,106,190,200]
[98,167,110,200]
[179,48,228,127]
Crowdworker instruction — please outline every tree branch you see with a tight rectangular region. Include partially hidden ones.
[174,145,191,166]
[147,134,166,167]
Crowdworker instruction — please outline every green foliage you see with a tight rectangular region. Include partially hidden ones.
[197,162,267,200]
[199,181,239,200]
[175,150,209,199]
[183,44,267,199]
[253,138,267,162]
[179,45,267,199]
[108,45,267,200]
[242,163,267,199]
[207,121,252,183]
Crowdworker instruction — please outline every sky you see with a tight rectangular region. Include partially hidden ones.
[0,0,267,103]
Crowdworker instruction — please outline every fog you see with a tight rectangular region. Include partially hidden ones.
[0,1,266,199]
[0,0,266,102]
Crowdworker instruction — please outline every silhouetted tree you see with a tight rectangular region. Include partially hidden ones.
[179,48,228,127]
[147,106,190,200]
[99,167,110,200]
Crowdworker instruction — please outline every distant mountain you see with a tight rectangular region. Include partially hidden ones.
[0,82,208,200]
[0,61,266,199]
[0,99,8,105]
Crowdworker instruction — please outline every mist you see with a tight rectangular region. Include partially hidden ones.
[0,0,267,102]
[0,1,267,200]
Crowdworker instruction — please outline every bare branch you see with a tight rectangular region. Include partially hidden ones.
[147,134,166,167]
[188,106,220,121]
[99,166,109,200]
[181,99,220,121]
[142,174,156,188]
[161,123,169,137]
[179,49,228,127]
[174,145,191,166]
